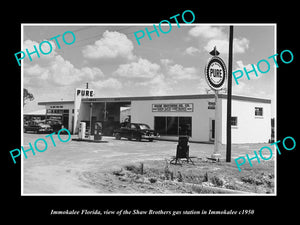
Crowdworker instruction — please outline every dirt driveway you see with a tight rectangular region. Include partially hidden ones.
[22,133,274,195]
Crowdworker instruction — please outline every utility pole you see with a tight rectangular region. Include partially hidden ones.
[226,25,234,162]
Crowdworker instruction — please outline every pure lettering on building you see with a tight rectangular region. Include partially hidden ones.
[76,89,94,98]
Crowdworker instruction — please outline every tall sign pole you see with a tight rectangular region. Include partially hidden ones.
[205,46,227,160]
[213,89,220,158]
[226,26,234,162]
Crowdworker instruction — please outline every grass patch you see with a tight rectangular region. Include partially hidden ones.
[118,157,275,194]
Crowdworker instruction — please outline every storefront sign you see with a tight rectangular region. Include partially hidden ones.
[208,101,215,109]
[152,103,193,112]
[74,88,95,134]
[76,88,94,98]
[205,56,227,90]
[50,105,63,108]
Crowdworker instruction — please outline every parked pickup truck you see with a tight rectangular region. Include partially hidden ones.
[113,122,159,142]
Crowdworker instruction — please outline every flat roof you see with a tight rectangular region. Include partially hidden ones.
[220,94,271,103]
[38,100,74,105]
[23,109,46,115]
[81,94,271,104]
[38,94,271,105]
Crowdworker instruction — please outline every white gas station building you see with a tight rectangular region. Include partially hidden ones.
[38,88,272,144]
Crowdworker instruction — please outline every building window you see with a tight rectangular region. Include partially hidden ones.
[131,124,137,129]
[154,116,192,136]
[166,117,178,135]
[154,117,167,135]
[255,107,263,116]
[179,117,192,135]
[231,117,238,126]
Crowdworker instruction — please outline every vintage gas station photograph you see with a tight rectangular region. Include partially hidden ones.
[21,24,276,195]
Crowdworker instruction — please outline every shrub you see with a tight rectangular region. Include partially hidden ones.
[211,175,224,187]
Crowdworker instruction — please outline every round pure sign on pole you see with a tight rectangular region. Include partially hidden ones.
[204,47,227,160]
[205,56,227,90]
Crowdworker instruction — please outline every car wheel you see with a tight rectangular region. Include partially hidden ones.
[148,139,153,142]
[128,134,133,141]
[136,135,141,142]
[115,133,121,140]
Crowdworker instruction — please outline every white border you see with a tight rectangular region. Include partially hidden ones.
[21,23,24,195]
[21,23,277,196]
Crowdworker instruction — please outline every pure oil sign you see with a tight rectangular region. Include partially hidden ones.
[204,54,227,90]
[76,88,94,98]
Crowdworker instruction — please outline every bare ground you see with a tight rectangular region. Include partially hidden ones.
[22,134,275,195]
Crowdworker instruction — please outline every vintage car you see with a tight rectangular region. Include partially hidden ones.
[24,121,53,134]
[46,119,63,133]
[113,122,159,142]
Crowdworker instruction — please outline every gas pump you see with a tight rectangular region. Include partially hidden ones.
[94,122,102,141]
[78,122,86,139]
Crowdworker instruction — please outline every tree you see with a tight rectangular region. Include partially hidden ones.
[23,88,34,107]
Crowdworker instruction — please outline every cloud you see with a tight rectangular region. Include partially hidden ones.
[22,39,58,62]
[91,78,122,90]
[139,73,173,95]
[23,64,50,87]
[233,38,250,53]
[82,31,135,60]
[232,80,248,95]
[24,55,104,87]
[184,46,200,55]
[197,77,210,94]
[204,38,249,54]
[233,60,263,82]
[160,58,198,80]
[231,60,274,99]
[160,58,173,66]
[232,79,268,99]
[188,26,225,39]
[188,26,249,54]
[23,40,40,51]
[24,64,48,77]
[167,64,198,80]
[113,57,160,78]
[113,57,176,95]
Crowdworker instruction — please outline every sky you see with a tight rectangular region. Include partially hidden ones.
[22,24,276,116]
